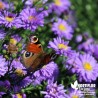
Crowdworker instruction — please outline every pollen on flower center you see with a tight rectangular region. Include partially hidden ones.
[54,0,62,6]
[84,62,92,71]
[10,38,17,45]
[5,16,14,22]
[15,69,24,76]
[0,2,4,9]
[58,24,66,31]
[28,16,36,21]
[58,44,68,50]
[16,94,22,98]
[72,95,79,98]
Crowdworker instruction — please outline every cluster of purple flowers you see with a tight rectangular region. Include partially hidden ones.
[0,1,48,31]
[0,0,97,98]
[65,52,98,82]
[41,80,68,98]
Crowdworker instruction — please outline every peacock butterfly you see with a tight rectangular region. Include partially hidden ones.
[22,36,56,72]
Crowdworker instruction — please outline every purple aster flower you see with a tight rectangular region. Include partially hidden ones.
[52,19,73,40]
[12,93,26,98]
[69,53,98,82]
[92,44,98,59]
[0,29,6,40]
[67,89,84,98]
[81,44,97,56]
[0,80,10,90]
[11,58,26,76]
[78,38,94,52]
[8,59,30,92]
[18,8,48,31]
[9,77,31,93]
[41,80,68,98]
[0,56,8,77]
[32,76,45,86]
[50,0,71,15]
[32,62,59,85]
[12,86,22,94]
[0,80,11,95]
[48,37,72,56]
[0,11,20,28]
[65,51,79,73]
[18,76,32,88]
[4,80,11,89]
[87,44,95,54]
[87,44,98,59]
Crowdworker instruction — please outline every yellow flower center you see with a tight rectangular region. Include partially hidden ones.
[84,62,92,71]
[16,94,22,98]
[58,44,68,50]
[15,69,24,76]
[54,0,62,6]
[0,1,4,9]
[5,16,14,22]
[72,95,79,98]
[58,24,66,31]
[28,16,36,21]
[10,38,17,45]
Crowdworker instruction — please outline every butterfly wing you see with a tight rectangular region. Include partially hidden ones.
[27,53,46,72]
[22,51,57,72]
[26,43,43,54]
[22,50,43,67]
[30,52,57,71]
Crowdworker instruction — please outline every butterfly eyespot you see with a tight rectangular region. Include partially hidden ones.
[24,51,33,58]
[31,36,38,43]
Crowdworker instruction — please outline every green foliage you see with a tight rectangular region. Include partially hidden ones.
[71,0,98,39]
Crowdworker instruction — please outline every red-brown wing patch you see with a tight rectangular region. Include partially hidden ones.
[26,43,43,53]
